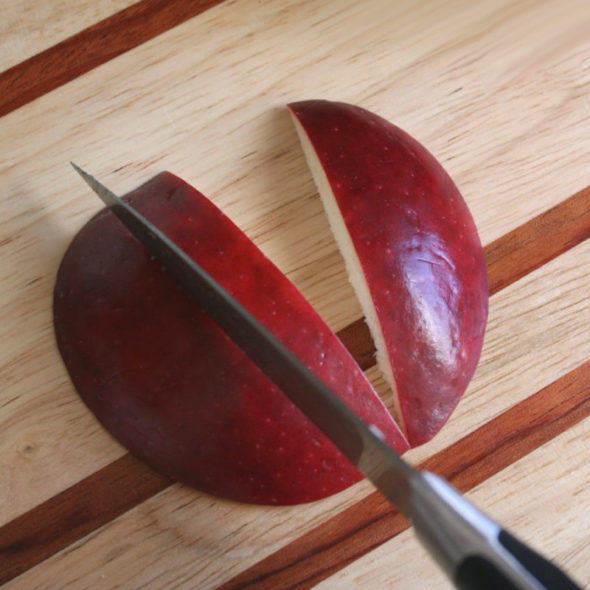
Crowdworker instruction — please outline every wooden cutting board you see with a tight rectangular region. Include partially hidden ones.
[1,0,589,587]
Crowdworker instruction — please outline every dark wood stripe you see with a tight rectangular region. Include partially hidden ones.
[0,455,171,586]
[0,185,589,585]
[0,0,223,118]
[485,185,590,294]
[222,360,590,589]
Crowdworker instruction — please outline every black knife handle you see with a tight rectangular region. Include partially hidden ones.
[454,529,583,590]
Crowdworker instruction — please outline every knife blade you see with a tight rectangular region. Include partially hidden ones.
[71,163,581,590]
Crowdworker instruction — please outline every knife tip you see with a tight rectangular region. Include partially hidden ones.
[70,162,95,187]
[70,161,83,175]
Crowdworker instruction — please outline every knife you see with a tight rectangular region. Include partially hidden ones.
[72,163,582,590]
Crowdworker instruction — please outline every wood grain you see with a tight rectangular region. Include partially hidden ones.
[223,360,590,589]
[1,189,588,586]
[9,230,590,590]
[1,0,590,587]
[0,0,136,72]
[0,0,223,117]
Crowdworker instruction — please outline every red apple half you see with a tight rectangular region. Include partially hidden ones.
[289,100,488,446]
[54,172,408,505]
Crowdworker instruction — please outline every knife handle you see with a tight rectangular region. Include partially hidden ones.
[410,472,583,590]
[454,529,582,590]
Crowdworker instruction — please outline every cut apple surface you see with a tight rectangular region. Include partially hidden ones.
[289,100,488,446]
[54,172,408,505]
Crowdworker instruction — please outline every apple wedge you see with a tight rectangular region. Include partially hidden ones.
[54,172,408,505]
[289,100,488,446]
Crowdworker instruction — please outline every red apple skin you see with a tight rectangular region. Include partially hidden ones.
[54,172,408,505]
[289,100,488,447]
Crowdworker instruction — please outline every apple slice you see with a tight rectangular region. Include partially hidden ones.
[54,171,408,505]
[289,100,488,446]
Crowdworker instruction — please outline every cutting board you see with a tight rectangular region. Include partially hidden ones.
[1,0,589,587]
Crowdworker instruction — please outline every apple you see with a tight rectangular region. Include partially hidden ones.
[54,172,408,505]
[289,100,488,446]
